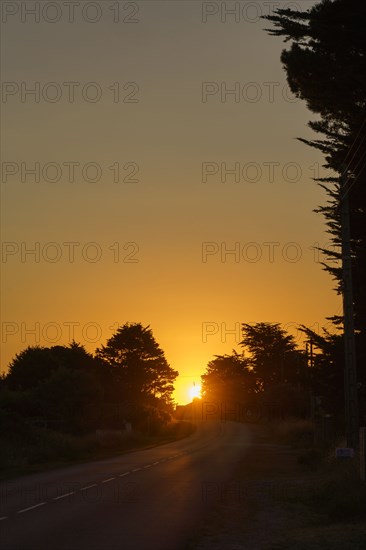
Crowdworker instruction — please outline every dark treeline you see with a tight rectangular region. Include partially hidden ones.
[199,321,364,426]
[0,323,178,440]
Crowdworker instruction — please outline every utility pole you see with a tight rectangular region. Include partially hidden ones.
[340,170,359,449]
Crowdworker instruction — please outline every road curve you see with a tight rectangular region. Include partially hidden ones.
[0,421,252,550]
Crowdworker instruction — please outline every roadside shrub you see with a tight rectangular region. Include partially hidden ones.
[271,418,314,447]
[297,448,323,470]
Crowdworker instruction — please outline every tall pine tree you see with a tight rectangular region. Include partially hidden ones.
[264,0,366,380]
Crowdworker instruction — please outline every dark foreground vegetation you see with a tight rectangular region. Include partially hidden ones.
[0,414,195,479]
[0,323,192,478]
[196,321,364,442]
[188,419,366,550]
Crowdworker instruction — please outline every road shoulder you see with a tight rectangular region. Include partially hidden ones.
[187,422,366,550]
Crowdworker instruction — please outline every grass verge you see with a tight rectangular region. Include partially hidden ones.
[187,420,366,550]
[0,420,196,480]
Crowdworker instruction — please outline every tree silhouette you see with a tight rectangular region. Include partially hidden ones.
[299,324,345,417]
[5,342,96,391]
[5,346,62,391]
[264,0,366,362]
[201,351,257,404]
[240,323,304,390]
[96,323,178,409]
[2,343,103,432]
[34,367,103,432]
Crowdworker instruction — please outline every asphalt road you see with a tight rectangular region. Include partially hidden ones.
[0,421,252,550]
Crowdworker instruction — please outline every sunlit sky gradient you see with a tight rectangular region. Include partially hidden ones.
[1,1,340,404]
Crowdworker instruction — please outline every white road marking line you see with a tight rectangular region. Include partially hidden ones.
[17,502,46,514]
[101,477,115,484]
[53,492,75,501]
[3,450,187,519]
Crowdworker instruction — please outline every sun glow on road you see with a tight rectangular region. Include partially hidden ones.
[189,384,202,401]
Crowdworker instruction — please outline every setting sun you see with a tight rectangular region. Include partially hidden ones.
[189,384,202,401]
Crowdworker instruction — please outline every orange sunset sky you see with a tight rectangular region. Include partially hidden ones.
[1,1,340,404]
